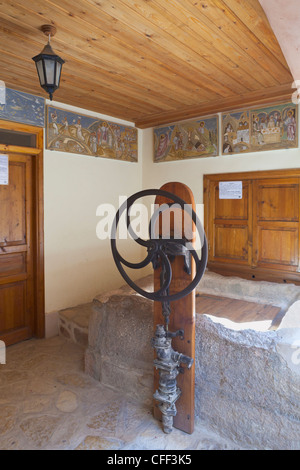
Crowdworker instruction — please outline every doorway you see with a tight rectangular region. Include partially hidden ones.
[0,120,44,346]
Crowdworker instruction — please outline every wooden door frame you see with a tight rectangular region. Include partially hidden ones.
[0,119,45,339]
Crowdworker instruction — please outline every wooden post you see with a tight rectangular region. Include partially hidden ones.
[153,182,196,434]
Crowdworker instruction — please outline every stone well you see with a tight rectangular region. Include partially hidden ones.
[85,272,300,450]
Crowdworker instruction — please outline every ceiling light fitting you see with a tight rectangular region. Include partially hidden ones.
[32,24,65,101]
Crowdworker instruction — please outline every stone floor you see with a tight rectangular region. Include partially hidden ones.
[0,335,245,450]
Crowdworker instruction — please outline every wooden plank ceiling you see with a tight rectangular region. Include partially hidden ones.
[0,0,294,128]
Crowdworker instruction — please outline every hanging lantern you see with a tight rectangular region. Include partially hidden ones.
[32,25,65,101]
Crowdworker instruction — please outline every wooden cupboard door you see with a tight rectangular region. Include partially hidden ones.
[207,180,252,265]
[0,154,34,345]
[253,178,300,271]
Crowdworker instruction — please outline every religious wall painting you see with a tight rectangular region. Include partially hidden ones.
[0,88,45,127]
[222,111,250,154]
[154,115,218,162]
[222,102,298,155]
[250,103,298,151]
[46,106,138,162]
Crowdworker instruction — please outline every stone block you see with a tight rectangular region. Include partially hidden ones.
[85,284,154,399]
[101,357,153,401]
[85,273,300,449]
[58,302,93,347]
[276,300,300,376]
[198,270,300,309]
[195,314,300,449]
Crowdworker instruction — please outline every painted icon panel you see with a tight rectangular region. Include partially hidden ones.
[154,116,218,162]
[46,106,138,162]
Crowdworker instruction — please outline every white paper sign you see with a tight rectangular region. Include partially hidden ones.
[0,154,9,185]
[0,80,6,105]
[219,181,242,199]
[0,340,6,364]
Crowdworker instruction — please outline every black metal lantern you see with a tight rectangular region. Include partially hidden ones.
[32,25,64,101]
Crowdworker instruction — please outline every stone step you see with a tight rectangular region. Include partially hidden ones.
[58,302,94,347]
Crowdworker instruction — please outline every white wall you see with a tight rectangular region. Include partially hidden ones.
[44,100,144,317]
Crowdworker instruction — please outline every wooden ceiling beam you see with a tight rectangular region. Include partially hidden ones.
[135,83,294,128]
[189,0,291,82]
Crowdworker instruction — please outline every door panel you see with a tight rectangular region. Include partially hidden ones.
[257,182,299,222]
[214,224,249,261]
[257,227,298,266]
[208,180,252,265]
[0,161,26,244]
[215,189,249,220]
[0,282,26,330]
[0,154,34,345]
[253,178,299,271]
[0,252,26,278]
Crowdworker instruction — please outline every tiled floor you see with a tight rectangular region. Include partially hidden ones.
[0,335,243,450]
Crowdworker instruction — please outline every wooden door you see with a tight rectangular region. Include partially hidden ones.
[207,179,252,266]
[0,153,35,345]
[253,178,300,272]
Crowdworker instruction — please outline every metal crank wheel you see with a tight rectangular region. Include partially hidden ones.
[110,188,208,304]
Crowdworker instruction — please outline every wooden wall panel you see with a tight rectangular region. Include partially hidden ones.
[207,180,252,266]
[253,178,299,272]
[257,227,298,267]
[0,252,26,278]
[215,183,249,220]
[0,282,25,332]
[204,169,300,284]
[214,225,249,262]
[256,183,299,222]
